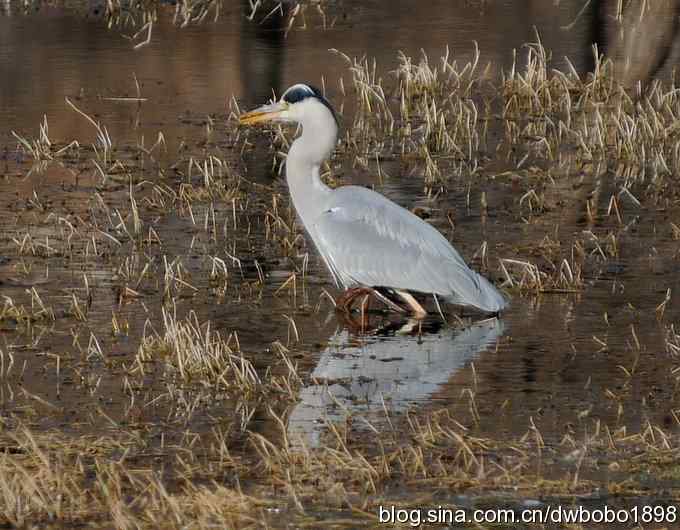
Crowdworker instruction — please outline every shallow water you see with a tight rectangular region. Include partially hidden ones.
[1,0,680,526]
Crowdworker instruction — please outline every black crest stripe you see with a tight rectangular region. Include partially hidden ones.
[281,84,339,126]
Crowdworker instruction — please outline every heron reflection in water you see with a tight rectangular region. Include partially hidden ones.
[240,84,508,318]
[286,317,505,447]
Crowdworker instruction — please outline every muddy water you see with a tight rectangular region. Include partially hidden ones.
[1,0,680,520]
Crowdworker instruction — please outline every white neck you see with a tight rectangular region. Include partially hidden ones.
[285,103,338,224]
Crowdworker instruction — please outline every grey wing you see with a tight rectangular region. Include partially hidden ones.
[308,186,506,312]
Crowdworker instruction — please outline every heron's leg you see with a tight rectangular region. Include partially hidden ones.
[395,318,419,334]
[394,290,428,318]
[371,289,408,313]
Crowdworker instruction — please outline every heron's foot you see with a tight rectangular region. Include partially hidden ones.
[336,287,374,314]
[335,287,375,333]
[336,287,427,319]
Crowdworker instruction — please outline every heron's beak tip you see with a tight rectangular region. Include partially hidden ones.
[239,102,286,126]
[239,111,275,125]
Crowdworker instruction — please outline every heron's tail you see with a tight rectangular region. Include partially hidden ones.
[475,273,508,313]
[446,270,508,314]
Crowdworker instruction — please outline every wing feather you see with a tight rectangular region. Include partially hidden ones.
[306,186,506,312]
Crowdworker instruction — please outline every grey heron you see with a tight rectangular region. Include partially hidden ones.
[240,83,508,317]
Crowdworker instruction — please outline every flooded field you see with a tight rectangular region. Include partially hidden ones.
[2,1,680,528]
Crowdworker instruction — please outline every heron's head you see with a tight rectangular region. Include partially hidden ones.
[239,83,339,130]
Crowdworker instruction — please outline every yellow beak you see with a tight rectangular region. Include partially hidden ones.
[239,102,288,125]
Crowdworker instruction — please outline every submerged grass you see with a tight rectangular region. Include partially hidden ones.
[136,308,261,390]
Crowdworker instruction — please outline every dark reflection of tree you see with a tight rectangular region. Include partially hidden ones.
[238,1,290,183]
[587,0,609,72]
[590,0,680,89]
[239,0,289,107]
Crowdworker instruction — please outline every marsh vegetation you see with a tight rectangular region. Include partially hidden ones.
[1,1,680,528]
